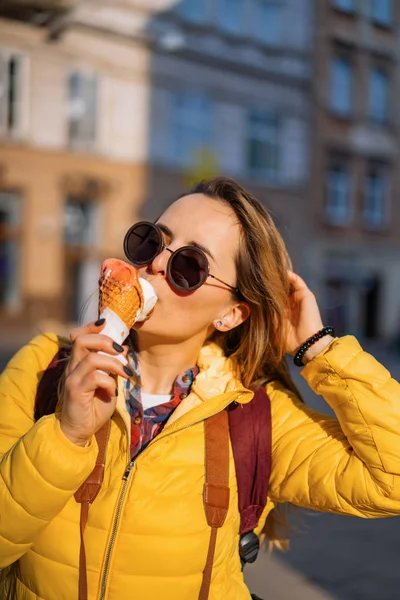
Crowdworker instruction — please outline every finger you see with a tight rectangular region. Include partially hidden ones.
[69,351,132,383]
[287,270,308,293]
[69,333,127,372]
[73,334,127,355]
[80,370,118,399]
[69,319,107,343]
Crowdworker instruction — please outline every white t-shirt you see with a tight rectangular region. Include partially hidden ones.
[141,392,173,411]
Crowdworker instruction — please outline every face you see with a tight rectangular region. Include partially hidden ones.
[134,193,248,344]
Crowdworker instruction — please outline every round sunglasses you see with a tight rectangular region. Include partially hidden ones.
[123,221,239,293]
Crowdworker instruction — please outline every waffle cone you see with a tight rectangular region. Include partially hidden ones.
[98,259,143,329]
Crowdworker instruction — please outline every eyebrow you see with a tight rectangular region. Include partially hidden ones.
[156,222,216,263]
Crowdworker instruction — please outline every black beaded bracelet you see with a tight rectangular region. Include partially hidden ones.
[293,326,335,367]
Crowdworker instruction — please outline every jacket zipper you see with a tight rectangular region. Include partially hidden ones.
[98,393,243,599]
[99,459,135,600]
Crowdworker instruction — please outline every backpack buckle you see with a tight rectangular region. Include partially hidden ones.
[239,530,260,565]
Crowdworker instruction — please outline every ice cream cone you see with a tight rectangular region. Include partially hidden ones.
[98,259,158,350]
[99,259,143,331]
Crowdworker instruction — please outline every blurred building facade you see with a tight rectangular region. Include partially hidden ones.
[0,0,313,337]
[143,0,312,245]
[309,0,400,339]
[0,0,151,331]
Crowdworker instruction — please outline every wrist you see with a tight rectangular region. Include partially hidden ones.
[60,420,91,447]
[293,326,335,367]
[302,335,335,364]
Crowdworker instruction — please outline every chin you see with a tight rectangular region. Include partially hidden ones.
[133,319,151,332]
[133,305,159,331]
[133,317,165,337]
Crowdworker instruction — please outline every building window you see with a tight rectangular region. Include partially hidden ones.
[332,0,355,13]
[172,92,212,166]
[330,56,352,116]
[178,0,209,23]
[254,0,282,45]
[326,162,352,226]
[218,0,243,34]
[368,68,389,123]
[247,110,281,180]
[0,51,21,137]
[364,165,389,229]
[0,192,20,309]
[63,197,100,322]
[67,72,98,148]
[370,0,392,26]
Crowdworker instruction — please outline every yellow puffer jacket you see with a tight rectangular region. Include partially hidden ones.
[1,333,400,599]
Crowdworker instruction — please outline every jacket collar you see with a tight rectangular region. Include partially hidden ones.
[116,342,253,441]
[192,342,250,401]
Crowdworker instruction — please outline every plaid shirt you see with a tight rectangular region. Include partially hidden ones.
[125,352,199,460]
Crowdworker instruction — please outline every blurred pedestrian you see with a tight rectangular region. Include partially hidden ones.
[1,177,400,600]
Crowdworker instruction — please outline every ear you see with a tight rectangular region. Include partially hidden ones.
[214,301,251,332]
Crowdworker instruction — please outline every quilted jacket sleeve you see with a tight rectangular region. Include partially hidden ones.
[268,335,400,517]
[0,334,98,567]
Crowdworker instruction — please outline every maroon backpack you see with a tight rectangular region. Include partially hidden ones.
[35,349,272,600]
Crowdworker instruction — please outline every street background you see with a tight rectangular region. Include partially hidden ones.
[1,0,400,599]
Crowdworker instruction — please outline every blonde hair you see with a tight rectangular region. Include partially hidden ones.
[191,176,303,548]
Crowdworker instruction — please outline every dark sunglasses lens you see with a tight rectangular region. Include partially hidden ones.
[125,223,160,264]
[169,248,208,290]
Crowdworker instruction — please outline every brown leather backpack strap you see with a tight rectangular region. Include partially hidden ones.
[198,410,230,600]
[77,502,90,600]
[74,421,110,600]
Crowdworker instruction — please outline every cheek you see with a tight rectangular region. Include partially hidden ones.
[165,288,218,324]
[138,286,225,335]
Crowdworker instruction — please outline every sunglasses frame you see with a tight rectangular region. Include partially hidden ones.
[123,221,239,294]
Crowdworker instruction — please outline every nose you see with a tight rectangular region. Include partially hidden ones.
[148,246,171,277]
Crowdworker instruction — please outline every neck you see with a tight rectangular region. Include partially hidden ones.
[136,332,206,394]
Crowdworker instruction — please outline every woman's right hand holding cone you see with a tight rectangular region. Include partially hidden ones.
[60,320,131,446]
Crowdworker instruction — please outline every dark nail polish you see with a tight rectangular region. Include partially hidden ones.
[123,365,133,377]
[95,318,106,327]
[113,342,124,353]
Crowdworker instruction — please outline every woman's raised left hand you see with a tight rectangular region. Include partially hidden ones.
[283,271,333,361]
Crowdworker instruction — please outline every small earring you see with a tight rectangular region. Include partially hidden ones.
[216,320,223,329]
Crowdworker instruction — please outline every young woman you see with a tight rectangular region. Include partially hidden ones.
[1,177,400,600]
